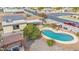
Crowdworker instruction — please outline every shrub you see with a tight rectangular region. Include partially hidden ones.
[47,40,54,46]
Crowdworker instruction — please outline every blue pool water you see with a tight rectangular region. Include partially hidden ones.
[42,30,73,41]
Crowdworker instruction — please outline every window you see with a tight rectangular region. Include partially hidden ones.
[13,25,19,30]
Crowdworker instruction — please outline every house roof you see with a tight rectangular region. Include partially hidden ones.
[0,33,24,47]
[0,13,26,22]
[2,15,26,22]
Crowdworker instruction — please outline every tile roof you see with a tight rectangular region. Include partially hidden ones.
[0,33,24,47]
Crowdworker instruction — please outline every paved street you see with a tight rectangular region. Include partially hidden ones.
[47,13,79,26]
[26,9,79,25]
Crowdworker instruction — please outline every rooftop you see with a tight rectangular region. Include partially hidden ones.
[0,33,24,47]
[2,15,26,22]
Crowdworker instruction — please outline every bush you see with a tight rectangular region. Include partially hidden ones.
[47,40,54,46]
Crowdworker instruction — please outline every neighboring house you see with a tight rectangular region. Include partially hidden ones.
[61,7,73,12]
[3,7,24,13]
[41,7,53,13]
[0,33,25,51]
[45,19,79,33]
[2,15,27,33]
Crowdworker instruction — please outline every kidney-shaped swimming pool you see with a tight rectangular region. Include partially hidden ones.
[42,30,73,41]
[41,28,78,44]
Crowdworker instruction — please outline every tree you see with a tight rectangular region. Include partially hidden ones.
[38,13,47,18]
[23,24,41,40]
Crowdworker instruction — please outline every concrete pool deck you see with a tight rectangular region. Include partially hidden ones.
[27,37,79,51]
[29,38,65,51]
[41,27,78,44]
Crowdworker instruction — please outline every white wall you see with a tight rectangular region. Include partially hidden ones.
[3,23,27,33]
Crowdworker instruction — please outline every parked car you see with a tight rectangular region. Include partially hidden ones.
[64,22,76,27]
